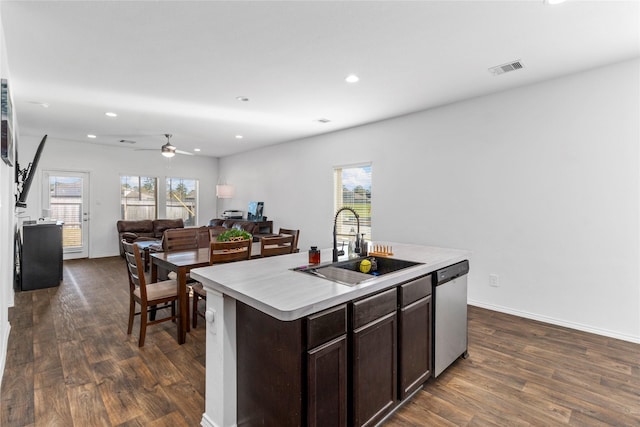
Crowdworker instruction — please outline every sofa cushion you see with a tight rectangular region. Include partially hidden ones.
[117,219,153,233]
[153,219,184,238]
[208,219,225,227]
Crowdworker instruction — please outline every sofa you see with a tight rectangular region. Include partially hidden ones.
[116,218,184,256]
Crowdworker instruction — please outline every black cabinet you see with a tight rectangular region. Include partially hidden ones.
[351,288,398,427]
[398,274,432,398]
[306,304,348,427]
[20,223,63,291]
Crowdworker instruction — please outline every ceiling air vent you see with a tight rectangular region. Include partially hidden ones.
[488,60,524,76]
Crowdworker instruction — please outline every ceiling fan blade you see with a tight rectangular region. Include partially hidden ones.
[175,150,194,156]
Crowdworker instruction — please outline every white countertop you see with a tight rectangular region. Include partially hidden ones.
[190,243,470,321]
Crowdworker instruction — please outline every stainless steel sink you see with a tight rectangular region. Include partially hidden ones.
[292,257,424,286]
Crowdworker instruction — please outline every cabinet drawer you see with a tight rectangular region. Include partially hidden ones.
[352,288,397,330]
[400,274,432,307]
[307,304,347,349]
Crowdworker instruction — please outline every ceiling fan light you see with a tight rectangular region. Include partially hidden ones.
[161,142,176,157]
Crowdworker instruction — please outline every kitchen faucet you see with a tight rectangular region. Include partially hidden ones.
[333,207,360,262]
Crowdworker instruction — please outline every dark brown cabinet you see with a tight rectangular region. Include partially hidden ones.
[235,275,434,427]
[306,304,348,427]
[237,302,348,427]
[307,336,347,426]
[351,288,398,427]
[398,274,432,398]
[236,301,303,427]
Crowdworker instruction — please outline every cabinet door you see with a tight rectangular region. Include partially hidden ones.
[399,295,432,398]
[307,335,347,427]
[352,312,397,427]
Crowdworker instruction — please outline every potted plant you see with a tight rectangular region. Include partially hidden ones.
[217,229,252,242]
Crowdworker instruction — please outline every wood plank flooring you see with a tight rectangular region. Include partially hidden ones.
[2,256,639,426]
[2,256,206,426]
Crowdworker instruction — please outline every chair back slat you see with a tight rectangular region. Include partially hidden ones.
[210,239,252,264]
[163,228,199,252]
[122,241,148,300]
[260,234,295,257]
[278,228,300,253]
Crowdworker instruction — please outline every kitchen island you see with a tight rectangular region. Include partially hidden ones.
[191,243,470,427]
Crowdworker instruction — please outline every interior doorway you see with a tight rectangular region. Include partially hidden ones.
[42,171,90,259]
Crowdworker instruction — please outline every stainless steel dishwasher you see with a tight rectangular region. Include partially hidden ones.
[433,260,469,377]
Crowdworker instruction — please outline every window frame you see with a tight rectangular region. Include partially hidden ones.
[333,163,372,243]
[120,175,158,220]
[166,176,199,226]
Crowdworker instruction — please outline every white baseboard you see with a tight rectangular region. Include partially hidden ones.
[0,321,11,389]
[201,413,235,427]
[468,300,640,344]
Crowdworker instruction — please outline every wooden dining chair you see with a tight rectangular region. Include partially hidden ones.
[191,238,252,328]
[162,227,199,252]
[162,228,200,331]
[260,234,295,257]
[278,228,300,253]
[123,241,179,347]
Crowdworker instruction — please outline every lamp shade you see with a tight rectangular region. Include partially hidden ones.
[216,184,235,198]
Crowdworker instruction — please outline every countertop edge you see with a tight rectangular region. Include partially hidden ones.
[191,244,471,321]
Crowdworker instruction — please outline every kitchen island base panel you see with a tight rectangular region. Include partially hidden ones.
[236,301,304,427]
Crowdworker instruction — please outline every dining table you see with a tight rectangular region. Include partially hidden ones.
[150,241,262,344]
[151,248,210,344]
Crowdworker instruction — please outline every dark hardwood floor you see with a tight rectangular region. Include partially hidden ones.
[2,257,639,426]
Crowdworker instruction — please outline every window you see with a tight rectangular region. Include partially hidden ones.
[334,164,372,242]
[166,177,198,226]
[120,175,157,220]
[48,175,83,249]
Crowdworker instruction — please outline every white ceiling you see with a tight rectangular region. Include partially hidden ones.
[1,0,638,158]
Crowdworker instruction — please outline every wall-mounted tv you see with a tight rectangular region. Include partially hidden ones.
[16,134,47,208]
[247,201,264,221]
[1,79,14,166]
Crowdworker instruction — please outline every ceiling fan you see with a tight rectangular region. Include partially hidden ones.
[160,134,193,157]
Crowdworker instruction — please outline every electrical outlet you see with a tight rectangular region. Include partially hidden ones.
[489,274,499,287]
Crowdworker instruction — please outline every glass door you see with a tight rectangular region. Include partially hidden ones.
[42,171,90,259]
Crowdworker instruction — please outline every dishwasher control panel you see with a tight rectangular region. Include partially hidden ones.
[435,260,469,284]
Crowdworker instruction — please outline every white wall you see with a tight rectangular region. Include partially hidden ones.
[16,138,219,258]
[220,59,640,343]
[0,13,12,386]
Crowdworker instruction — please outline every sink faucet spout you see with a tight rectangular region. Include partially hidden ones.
[333,207,360,262]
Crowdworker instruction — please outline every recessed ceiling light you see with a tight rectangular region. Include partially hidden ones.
[345,74,359,83]
[87,134,97,139]
[544,0,566,4]
[194,148,201,152]
[105,112,117,117]
[235,135,244,139]
[236,96,249,102]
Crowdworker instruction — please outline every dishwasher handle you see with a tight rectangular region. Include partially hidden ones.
[435,260,469,285]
